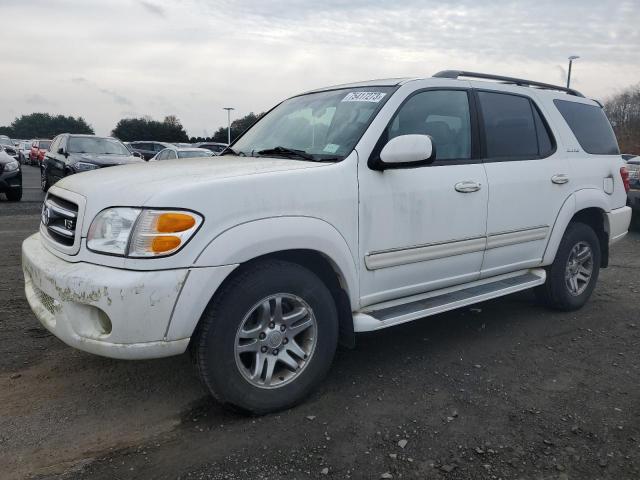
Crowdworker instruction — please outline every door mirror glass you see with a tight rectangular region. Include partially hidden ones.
[57,147,65,155]
[379,134,434,166]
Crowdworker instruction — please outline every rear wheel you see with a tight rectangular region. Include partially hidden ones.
[193,260,339,414]
[535,222,600,311]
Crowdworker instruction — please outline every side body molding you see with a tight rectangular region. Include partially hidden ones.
[195,216,359,307]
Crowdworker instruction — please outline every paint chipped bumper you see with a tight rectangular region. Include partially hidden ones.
[21,233,190,360]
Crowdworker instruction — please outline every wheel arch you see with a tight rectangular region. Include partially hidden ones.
[177,217,359,348]
[543,190,610,267]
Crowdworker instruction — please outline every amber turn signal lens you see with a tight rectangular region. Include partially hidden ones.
[151,235,181,253]
[156,213,196,233]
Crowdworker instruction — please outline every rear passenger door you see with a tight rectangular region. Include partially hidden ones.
[473,86,573,277]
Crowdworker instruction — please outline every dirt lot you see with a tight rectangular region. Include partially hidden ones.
[1,170,639,479]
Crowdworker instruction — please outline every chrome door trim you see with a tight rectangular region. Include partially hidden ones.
[486,226,549,250]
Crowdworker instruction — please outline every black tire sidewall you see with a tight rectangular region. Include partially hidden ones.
[547,222,601,310]
[197,261,339,414]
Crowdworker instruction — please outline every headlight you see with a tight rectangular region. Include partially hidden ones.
[87,208,202,257]
[3,160,19,172]
[74,162,100,172]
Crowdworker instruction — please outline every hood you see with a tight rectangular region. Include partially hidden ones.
[68,152,142,166]
[55,155,327,205]
[0,150,15,164]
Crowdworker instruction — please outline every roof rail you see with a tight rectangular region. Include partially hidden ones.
[433,70,584,97]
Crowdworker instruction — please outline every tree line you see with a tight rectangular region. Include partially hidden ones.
[0,111,263,145]
[604,83,640,155]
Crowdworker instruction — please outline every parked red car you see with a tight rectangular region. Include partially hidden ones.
[29,139,51,166]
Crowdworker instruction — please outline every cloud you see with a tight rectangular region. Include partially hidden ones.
[136,0,165,17]
[24,94,57,106]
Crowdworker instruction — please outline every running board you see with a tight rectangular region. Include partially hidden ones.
[353,269,546,332]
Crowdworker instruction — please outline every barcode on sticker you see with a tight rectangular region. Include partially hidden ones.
[342,92,386,103]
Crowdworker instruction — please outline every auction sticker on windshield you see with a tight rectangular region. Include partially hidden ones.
[342,92,386,103]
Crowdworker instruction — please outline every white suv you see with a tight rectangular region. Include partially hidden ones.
[22,71,632,413]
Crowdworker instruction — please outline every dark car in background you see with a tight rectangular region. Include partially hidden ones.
[0,145,22,201]
[30,139,52,166]
[128,141,174,160]
[41,134,144,191]
[625,155,640,211]
[0,136,19,161]
[195,142,227,154]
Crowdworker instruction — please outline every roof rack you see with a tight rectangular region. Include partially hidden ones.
[433,70,584,97]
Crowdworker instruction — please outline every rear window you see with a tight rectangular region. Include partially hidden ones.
[553,100,619,155]
[478,91,539,159]
[38,141,52,149]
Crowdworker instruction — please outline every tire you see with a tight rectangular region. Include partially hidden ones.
[535,222,601,311]
[193,260,339,414]
[6,187,22,202]
[41,167,49,192]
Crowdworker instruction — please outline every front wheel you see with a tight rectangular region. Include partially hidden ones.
[193,260,339,414]
[535,222,601,311]
[6,187,22,201]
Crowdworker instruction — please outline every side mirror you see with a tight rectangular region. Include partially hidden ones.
[58,147,65,155]
[132,151,142,158]
[378,134,435,169]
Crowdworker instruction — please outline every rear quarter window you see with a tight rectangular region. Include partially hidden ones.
[553,100,619,155]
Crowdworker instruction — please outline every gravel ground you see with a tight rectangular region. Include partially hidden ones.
[1,175,639,479]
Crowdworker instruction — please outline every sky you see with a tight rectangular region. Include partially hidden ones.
[1,0,639,138]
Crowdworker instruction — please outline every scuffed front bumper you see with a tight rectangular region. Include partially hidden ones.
[22,233,191,359]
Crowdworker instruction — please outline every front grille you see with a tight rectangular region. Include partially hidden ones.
[34,286,60,315]
[42,194,79,247]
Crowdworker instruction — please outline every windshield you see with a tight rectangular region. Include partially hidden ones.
[68,137,129,155]
[0,138,13,146]
[38,140,52,149]
[231,87,394,161]
[178,150,213,159]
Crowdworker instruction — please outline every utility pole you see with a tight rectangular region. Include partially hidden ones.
[567,55,580,88]
[223,107,234,145]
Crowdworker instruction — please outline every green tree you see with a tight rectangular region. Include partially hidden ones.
[111,116,189,143]
[211,112,264,143]
[1,113,94,139]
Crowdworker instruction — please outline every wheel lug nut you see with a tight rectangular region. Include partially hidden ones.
[272,348,279,355]
[269,322,275,329]
[261,346,268,353]
[280,325,286,332]
[283,337,288,344]
[259,332,266,340]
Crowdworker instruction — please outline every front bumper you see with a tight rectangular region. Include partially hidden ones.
[22,233,191,359]
[606,205,632,246]
[0,169,21,192]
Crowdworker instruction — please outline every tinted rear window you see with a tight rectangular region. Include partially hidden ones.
[478,91,538,159]
[553,100,619,155]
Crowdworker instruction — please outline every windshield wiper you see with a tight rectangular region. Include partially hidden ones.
[220,146,239,156]
[257,146,315,161]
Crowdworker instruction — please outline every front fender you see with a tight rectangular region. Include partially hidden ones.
[195,216,359,307]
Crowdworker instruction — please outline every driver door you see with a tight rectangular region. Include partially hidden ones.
[358,87,489,307]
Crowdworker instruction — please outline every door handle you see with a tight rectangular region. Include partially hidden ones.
[454,181,481,193]
[551,174,569,185]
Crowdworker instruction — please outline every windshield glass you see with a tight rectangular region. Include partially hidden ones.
[38,140,52,149]
[0,138,14,146]
[68,137,129,155]
[232,87,394,160]
[178,150,213,159]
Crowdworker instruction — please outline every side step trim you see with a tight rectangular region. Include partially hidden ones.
[353,269,546,332]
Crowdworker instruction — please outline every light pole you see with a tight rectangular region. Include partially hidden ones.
[567,55,580,88]
[223,107,234,145]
